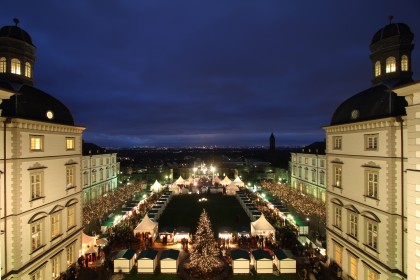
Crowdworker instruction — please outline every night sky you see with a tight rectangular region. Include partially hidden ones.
[3,1,420,148]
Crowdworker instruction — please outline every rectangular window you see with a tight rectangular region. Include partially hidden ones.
[31,172,42,199]
[92,159,96,166]
[334,244,343,267]
[349,213,358,238]
[92,172,96,183]
[367,221,378,250]
[349,255,358,279]
[333,136,342,150]
[367,268,378,280]
[66,166,75,188]
[31,221,42,251]
[83,173,88,186]
[30,269,42,280]
[311,169,316,182]
[66,244,75,266]
[304,168,308,180]
[66,137,75,150]
[30,135,43,151]
[52,255,61,279]
[366,172,378,199]
[320,160,325,168]
[99,170,103,181]
[334,206,342,229]
[100,158,103,165]
[0,57,6,72]
[334,165,342,187]
[320,172,325,185]
[365,134,378,150]
[305,158,308,164]
[51,212,61,238]
[11,58,21,75]
[106,158,110,164]
[83,160,87,169]
[67,205,76,229]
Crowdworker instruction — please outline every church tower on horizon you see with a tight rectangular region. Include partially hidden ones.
[269,133,275,153]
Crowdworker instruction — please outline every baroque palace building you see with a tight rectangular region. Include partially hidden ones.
[324,20,415,279]
[290,142,327,203]
[0,20,84,279]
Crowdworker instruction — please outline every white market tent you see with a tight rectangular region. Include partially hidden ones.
[137,249,158,273]
[251,249,273,274]
[160,249,180,273]
[150,180,162,193]
[113,249,136,273]
[273,249,296,274]
[186,176,194,185]
[213,176,221,184]
[170,183,180,195]
[250,214,276,241]
[226,182,240,195]
[233,176,245,187]
[82,232,96,249]
[133,215,158,242]
[175,176,185,185]
[231,249,250,274]
[220,176,232,186]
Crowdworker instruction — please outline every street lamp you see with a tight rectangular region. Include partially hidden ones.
[210,165,216,182]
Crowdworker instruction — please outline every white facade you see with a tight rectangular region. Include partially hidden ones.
[81,153,119,204]
[395,82,420,280]
[324,117,406,279]
[290,152,326,203]
[0,90,85,279]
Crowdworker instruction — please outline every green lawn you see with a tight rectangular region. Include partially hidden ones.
[157,193,250,234]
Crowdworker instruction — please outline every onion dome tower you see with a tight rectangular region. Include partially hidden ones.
[0,18,36,86]
[330,18,413,126]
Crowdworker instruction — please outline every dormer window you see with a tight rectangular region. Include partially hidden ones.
[11,58,21,75]
[0,57,6,73]
[374,61,381,77]
[401,55,408,71]
[385,57,396,73]
[25,62,31,77]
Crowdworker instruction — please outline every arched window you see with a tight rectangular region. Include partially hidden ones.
[374,61,381,77]
[11,58,21,75]
[0,57,6,73]
[385,57,396,73]
[25,62,31,77]
[401,55,408,71]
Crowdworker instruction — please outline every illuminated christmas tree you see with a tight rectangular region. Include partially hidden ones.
[189,209,222,276]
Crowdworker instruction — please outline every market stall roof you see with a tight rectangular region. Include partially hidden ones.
[251,249,272,260]
[227,182,240,191]
[85,246,98,255]
[150,180,162,192]
[220,176,232,186]
[138,249,158,260]
[231,249,250,260]
[175,176,185,185]
[273,249,295,260]
[251,214,275,231]
[213,176,221,183]
[114,248,136,260]
[134,215,158,232]
[233,177,244,186]
[160,249,180,260]
[82,232,96,245]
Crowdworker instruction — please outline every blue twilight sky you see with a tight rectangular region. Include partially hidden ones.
[3,1,420,147]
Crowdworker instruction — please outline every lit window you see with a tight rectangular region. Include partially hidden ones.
[11,58,21,75]
[30,268,43,280]
[0,57,6,73]
[66,138,75,150]
[298,166,302,178]
[25,62,31,77]
[83,172,88,186]
[367,268,378,280]
[52,255,61,279]
[92,170,96,183]
[349,212,358,238]
[333,165,342,187]
[401,55,408,71]
[319,171,325,185]
[334,206,342,229]
[51,212,61,238]
[305,158,308,164]
[366,220,378,250]
[304,168,308,180]
[333,136,342,150]
[311,169,316,182]
[66,244,75,267]
[349,255,358,280]
[67,204,76,229]
[66,166,75,188]
[99,170,103,181]
[31,220,43,251]
[385,56,396,73]
[334,243,343,267]
[30,135,43,151]
[374,61,381,77]
[365,134,378,150]
[366,171,378,199]
[31,172,43,200]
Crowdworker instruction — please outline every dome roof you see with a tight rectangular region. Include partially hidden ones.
[0,25,33,46]
[0,81,74,125]
[330,84,407,126]
[371,23,412,46]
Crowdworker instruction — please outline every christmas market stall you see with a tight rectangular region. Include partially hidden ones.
[250,214,276,241]
[251,249,273,274]
[150,180,163,193]
[233,176,245,187]
[226,182,239,195]
[273,249,296,274]
[137,249,158,273]
[160,249,180,273]
[113,248,136,273]
[159,227,174,244]
[133,215,158,242]
[174,226,190,243]
[231,249,250,274]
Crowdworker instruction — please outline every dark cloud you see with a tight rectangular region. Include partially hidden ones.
[3,0,420,147]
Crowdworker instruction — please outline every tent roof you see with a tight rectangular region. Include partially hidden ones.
[138,249,158,260]
[227,182,239,190]
[251,214,275,231]
[221,176,232,185]
[160,249,180,260]
[114,248,136,260]
[213,176,221,183]
[175,176,185,184]
[82,232,96,245]
[85,246,98,254]
[273,249,295,260]
[231,249,250,260]
[135,215,158,231]
[150,180,162,192]
[251,249,272,260]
